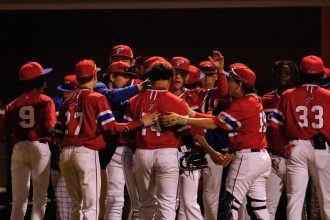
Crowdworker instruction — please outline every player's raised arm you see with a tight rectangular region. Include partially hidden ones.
[209,51,229,98]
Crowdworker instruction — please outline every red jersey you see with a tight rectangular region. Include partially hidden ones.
[4,91,56,144]
[125,88,189,150]
[178,88,205,137]
[271,85,330,140]
[55,89,115,150]
[212,94,267,151]
[262,90,289,154]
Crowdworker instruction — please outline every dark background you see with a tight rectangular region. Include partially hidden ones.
[0,7,320,104]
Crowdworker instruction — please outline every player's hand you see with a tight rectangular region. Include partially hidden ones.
[209,151,225,166]
[159,112,188,127]
[282,143,295,159]
[271,158,280,172]
[141,112,159,127]
[208,51,224,73]
[221,153,234,167]
[137,78,151,91]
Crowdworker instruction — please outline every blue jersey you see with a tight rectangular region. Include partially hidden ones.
[205,101,230,151]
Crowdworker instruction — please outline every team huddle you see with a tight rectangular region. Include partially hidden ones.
[2,44,330,220]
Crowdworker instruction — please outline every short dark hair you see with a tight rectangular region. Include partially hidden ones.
[20,75,47,92]
[144,63,174,82]
[76,75,94,84]
[299,72,324,85]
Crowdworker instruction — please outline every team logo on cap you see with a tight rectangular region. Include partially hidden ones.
[176,60,185,67]
[115,48,125,55]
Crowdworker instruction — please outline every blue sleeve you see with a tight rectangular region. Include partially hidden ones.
[52,95,64,112]
[94,81,139,104]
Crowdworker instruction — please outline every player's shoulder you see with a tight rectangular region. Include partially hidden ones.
[281,87,296,97]
[165,91,187,104]
[262,90,277,100]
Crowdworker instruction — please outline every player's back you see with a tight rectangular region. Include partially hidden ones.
[129,88,189,149]
[59,89,113,150]
[281,85,330,140]
[5,91,56,144]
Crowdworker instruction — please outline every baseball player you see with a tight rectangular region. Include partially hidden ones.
[54,59,156,220]
[168,56,204,220]
[262,60,299,220]
[160,51,271,220]
[3,61,56,220]
[271,55,330,220]
[51,74,78,220]
[96,60,145,220]
[96,44,138,220]
[124,61,198,220]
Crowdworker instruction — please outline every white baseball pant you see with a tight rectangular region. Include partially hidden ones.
[51,169,72,220]
[122,146,141,220]
[286,139,330,220]
[202,154,223,220]
[103,146,125,220]
[10,140,50,220]
[225,149,271,220]
[177,169,203,220]
[60,146,101,220]
[266,154,286,220]
[134,148,179,220]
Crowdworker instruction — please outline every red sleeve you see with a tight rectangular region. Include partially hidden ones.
[45,98,56,130]
[109,120,142,135]
[215,73,229,98]
[194,112,215,119]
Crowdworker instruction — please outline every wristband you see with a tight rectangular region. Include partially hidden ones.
[139,118,144,127]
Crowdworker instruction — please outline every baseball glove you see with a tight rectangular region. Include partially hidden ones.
[180,151,208,172]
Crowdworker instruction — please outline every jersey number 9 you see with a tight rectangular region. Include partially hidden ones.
[19,106,35,128]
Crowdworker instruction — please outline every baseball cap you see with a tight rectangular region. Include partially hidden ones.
[75,59,101,78]
[171,57,190,72]
[229,63,248,69]
[324,67,330,77]
[185,65,205,85]
[107,61,138,78]
[110,45,134,59]
[300,55,324,74]
[144,56,172,72]
[19,61,52,81]
[198,61,216,74]
[224,66,256,87]
[57,74,78,92]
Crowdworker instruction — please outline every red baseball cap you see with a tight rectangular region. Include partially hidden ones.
[300,55,324,74]
[144,56,167,70]
[19,61,52,81]
[110,45,134,59]
[107,61,138,78]
[199,61,217,74]
[75,59,101,78]
[324,67,330,77]
[185,65,205,85]
[229,63,248,69]
[57,74,78,92]
[171,57,190,72]
[225,66,256,87]
[144,56,171,72]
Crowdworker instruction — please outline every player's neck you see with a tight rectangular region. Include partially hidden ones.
[79,81,95,90]
[170,88,184,96]
[152,80,170,90]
